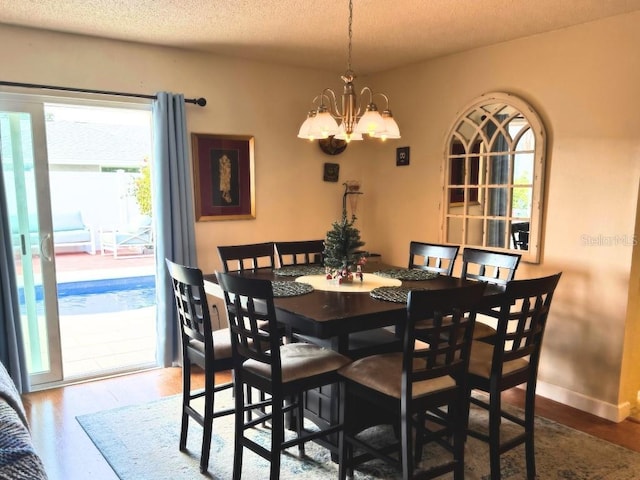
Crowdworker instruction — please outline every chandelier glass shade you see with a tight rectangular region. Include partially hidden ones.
[297,0,400,143]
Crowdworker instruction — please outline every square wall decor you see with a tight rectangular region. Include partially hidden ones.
[396,147,410,166]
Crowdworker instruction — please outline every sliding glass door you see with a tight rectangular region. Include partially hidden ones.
[2,93,156,388]
[0,97,63,385]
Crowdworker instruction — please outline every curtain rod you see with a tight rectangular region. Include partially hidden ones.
[0,81,207,106]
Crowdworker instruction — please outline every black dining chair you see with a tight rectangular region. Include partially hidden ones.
[408,241,459,276]
[218,241,276,272]
[466,273,562,480]
[460,247,522,340]
[337,282,486,480]
[275,239,324,267]
[165,258,235,474]
[216,271,352,480]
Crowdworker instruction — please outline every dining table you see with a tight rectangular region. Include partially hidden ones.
[203,262,506,455]
[203,263,503,352]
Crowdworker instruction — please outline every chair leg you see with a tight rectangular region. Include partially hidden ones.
[400,403,414,480]
[338,382,350,480]
[296,393,306,456]
[270,396,284,480]
[232,381,245,480]
[200,369,215,473]
[452,397,465,480]
[524,384,537,479]
[179,366,190,451]
[488,388,502,480]
[414,411,425,463]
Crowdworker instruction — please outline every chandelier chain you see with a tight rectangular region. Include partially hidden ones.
[347,0,353,74]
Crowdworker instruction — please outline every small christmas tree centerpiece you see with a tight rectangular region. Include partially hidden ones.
[323,213,365,284]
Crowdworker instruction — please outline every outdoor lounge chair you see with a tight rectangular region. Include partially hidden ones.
[100,215,153,258]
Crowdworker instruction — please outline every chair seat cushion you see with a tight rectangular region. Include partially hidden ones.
[244,343,351,383]
[187,328,233,360]
[338,352,455,399]
[415,315,496,340]
[473,321,497,339]
[469,340,529,378]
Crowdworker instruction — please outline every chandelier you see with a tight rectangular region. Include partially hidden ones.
[297,0,400,143]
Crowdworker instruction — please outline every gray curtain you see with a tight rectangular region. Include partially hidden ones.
[152,92,197,367]
[0,163,29,392]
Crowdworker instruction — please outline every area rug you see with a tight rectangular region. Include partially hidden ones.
[77,392,640,480]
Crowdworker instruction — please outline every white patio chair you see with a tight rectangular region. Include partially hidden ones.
[100,215,153,258]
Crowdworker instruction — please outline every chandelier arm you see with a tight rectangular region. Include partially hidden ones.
[373,92,391,109]
[321,88,343,119]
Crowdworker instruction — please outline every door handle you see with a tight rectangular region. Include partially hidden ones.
[41,233,53,262]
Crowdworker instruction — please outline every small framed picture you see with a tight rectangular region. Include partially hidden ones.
[396,147,410,166]
[323,162,340,182]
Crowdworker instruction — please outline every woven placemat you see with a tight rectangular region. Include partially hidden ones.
[272,281,314,297]
[273,265,326,277]
[369,286,427,303]
[373,269,438,281]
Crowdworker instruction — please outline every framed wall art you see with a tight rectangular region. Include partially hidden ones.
[191,133,255,221]
[396,146,410,166]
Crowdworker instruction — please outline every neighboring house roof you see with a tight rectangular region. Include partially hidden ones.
[46,120,151,168]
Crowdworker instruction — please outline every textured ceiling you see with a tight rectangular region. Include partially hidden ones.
[2,0,640,74]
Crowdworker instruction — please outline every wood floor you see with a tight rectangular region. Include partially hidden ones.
[22,367,640,480]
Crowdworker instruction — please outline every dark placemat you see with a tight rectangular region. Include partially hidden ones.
[373,269,438,281]
[272,281,314,297]
[273,265,326,277]
[370,286,422,303]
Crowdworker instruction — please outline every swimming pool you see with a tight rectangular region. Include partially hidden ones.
[19,275,156,316]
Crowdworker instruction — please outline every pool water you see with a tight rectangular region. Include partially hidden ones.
[19,275,156,316]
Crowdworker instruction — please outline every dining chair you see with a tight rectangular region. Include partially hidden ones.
[275,239,324,267]
[337,282,486,480]
[408,241,459,276]
[217,241,276,272]
[460,247,521,285]
[466,272,562,480]
[460,247,522,340]
[216,271,352,480]
[165,259,235,474]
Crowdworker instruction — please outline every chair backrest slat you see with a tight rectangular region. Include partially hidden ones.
[216,271,282,378]
[275,240,324,267]
[461,247,521,286]
[165,258,214,357]
[404,283,486,394]
[491,273,562,373]
[218,242,276,272]
[408,241,459,276]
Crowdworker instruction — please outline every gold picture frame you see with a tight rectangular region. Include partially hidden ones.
[191,133,256,221]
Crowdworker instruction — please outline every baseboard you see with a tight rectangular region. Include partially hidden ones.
[535,380,631,423]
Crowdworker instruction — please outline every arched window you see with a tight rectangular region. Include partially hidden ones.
[442,92,546,263]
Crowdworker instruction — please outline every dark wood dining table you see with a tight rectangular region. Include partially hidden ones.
[203,263,504,354]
